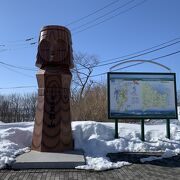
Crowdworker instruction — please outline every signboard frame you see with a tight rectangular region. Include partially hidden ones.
[107,72,178,120]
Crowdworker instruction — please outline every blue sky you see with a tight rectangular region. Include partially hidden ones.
[0,0,180,94]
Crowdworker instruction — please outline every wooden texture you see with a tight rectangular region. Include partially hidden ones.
[36,25,74,69]
[32,26,74,152]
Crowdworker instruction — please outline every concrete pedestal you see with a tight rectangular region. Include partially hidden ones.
[12,150,86,169]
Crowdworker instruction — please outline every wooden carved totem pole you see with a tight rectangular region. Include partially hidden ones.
[32,25,74,152]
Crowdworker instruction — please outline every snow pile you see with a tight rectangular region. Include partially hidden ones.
[72,121,180,170]
[0,120,180,170]
[73,121,180,155]
[0,122,33,169]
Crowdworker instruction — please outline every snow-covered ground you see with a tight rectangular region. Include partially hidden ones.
[0,120,180,170]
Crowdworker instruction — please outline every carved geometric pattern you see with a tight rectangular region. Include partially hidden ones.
[32,26,74,152]
[32,71,73,152]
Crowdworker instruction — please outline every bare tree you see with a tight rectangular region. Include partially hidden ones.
[21,93,37,121]
[71,81,108,121]
[70,52,104,121]
[71,52,99,101]
[0,95,10,123]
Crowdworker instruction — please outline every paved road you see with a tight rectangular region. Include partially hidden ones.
[0,155,180,180]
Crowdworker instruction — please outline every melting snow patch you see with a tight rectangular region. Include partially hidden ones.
[76,156,131,171]
[140,148,179,163]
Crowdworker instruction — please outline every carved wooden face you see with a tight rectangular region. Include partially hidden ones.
[39,37,68,63]
[36,26,73,68]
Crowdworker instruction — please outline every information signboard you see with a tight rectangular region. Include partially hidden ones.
[108,72,178,119]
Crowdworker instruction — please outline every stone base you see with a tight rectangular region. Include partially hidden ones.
[12,150,86,169]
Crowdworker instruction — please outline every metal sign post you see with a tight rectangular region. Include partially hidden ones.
[141,119,145,141]
[115,119,119,138]
[166,119,170,139]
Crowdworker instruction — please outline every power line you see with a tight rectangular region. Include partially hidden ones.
[0,50,179,90]
[89,50,180,78]
[114,50,180,71]
[0,1,145,46]
[0,43,37,53]
[71,0,135,31]
[1,36,179,65]
[1,48,179,81]
[1,0,145,45]
[66,0,120,26]
[73,0,147,34]
[0,37,36,45]
[25,38,34,41]
[77,39,180,70]
[99,37,180,63]
[0,64,35,79]
[0,86,37,90]
[0,61,37,71]
[0,1,119,46]
[0,42,37,47]
[1,36,180,74]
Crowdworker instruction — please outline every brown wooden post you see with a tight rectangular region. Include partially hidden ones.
[32,25,74,152]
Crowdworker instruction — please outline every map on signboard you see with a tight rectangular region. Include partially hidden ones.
[109,73,177,118]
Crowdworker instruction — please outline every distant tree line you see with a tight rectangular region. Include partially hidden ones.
[0,52,179,123]
[0,93,36,123]
[0,53,108,123]
[0,86,180,123]
[0,83,107,123]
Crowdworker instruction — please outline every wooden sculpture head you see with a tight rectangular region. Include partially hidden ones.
[36,25,73,69]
